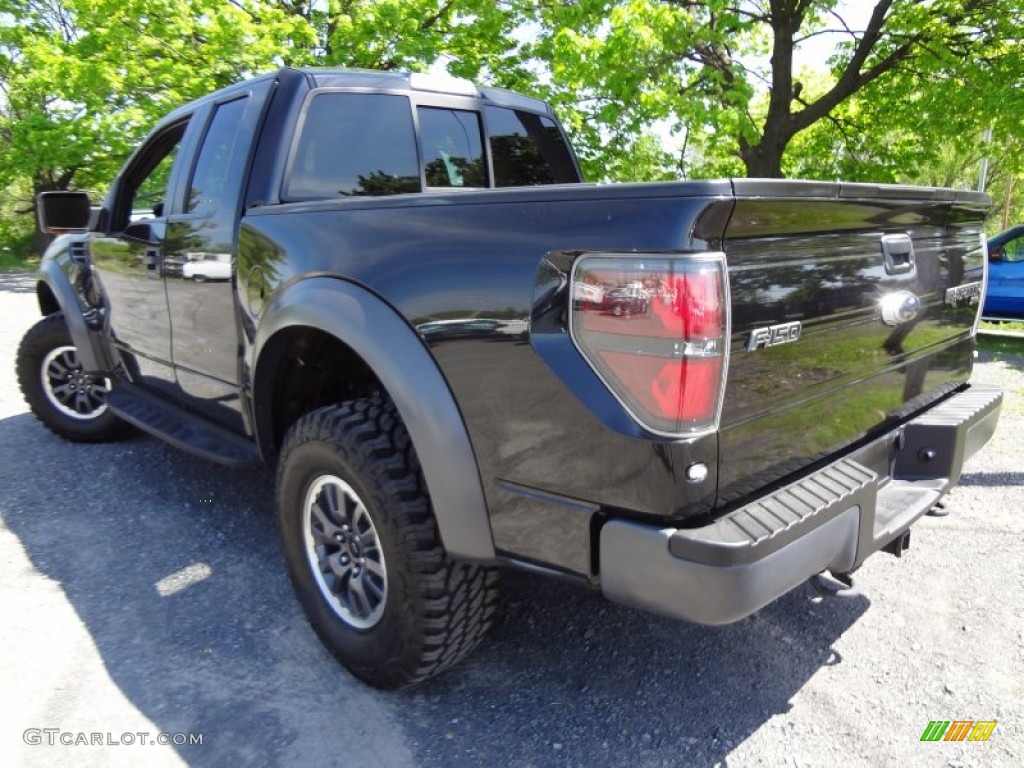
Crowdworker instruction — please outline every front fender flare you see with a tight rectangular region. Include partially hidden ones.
[253,277,496,563]
[36,239,105,372]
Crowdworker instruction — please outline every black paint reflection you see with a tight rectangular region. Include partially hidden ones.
[718,199,981,507]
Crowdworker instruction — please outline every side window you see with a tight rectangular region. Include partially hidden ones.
[187,97,249,213]
[485,107,578,187]
[122,122,187,228]
[1006,237,1024,262]
[285,93,421,199]
[418,107,486,188]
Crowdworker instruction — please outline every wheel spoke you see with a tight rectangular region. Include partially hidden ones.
[363,557,385,579]
[322,483,340,518]
[56,351,76,373]
[322,570,341,595]
[360,536,380,561]
[310,499,341,539]
[357,529,374,544]
[347,572,370,616]
[362,572,385,600]
[340,492,357,527]
[47,360,70,379]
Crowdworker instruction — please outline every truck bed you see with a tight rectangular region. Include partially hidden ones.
[240,178,988,575]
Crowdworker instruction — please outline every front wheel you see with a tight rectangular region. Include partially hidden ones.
[276,395,499,689]
[16,313,132,442]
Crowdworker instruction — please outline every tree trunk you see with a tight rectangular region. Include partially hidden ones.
[1003,174,1016,230]
[741,142,786,178]
[32,226,53,258]
[740,105,791,178]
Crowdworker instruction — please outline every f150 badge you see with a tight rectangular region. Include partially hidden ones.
[745,321,802,351]
[944,282,982,308]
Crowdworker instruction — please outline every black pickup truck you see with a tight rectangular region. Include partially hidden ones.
[19,68,1001,689]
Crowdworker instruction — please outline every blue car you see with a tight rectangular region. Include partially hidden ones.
[985,225,1024,318]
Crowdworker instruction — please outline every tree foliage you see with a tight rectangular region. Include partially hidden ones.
[0,0,315,252]
[525,0,1024,182]
[1,0,1023,257]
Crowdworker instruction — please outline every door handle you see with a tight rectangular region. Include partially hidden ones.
[144,248,161,279]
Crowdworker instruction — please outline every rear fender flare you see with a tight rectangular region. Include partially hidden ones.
[253,276,495,563]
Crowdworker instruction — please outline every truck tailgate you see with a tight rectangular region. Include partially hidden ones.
[717,181,988,508]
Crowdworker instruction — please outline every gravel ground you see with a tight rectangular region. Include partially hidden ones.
[1,271,1021,768]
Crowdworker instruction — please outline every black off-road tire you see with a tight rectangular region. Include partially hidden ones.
[276,394,499,689]
[16,313,132,443]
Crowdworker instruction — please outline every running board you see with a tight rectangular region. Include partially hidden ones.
[106,385,260,467]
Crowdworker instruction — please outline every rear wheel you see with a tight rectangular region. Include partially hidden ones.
[276,394,499,689]
[16,313,131,442]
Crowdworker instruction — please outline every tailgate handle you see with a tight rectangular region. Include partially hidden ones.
[881,234,915,275]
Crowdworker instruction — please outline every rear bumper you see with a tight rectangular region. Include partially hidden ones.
[599,384,1002,625]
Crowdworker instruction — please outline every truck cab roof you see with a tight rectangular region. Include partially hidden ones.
[157,67,555,129]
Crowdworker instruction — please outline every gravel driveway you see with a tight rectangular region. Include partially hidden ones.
[1,271,1021,768]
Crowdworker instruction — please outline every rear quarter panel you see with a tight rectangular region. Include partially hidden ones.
[239,184,731,574]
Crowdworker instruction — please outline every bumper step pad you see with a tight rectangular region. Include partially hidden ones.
[669,459,876,567]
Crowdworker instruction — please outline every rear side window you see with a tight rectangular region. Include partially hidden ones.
[188,97,249,213]
[285,93,421,199]
[485,107,578,187]
[418,107,486,188]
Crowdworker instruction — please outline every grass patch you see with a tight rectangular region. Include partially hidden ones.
[979,319,1024,333]
[977,334,1024,356]
[0,250,36,272]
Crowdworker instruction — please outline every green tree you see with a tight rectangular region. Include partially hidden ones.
[6,0,1024,262]
[0,0,531,257]
[600,132,679,182]
[525,0,1024,180]
[0,0,314,255]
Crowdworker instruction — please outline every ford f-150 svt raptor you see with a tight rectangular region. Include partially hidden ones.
[18,68,1001,689]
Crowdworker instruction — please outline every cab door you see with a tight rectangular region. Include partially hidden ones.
[90,118,196,398]
[164,85,270,432]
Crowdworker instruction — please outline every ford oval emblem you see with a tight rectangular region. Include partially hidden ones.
[879,291,921,326]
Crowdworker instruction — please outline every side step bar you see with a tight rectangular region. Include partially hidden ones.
[106,385,260,467]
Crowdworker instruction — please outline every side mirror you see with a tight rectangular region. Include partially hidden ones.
[37,191,92,233]
[123,220,159,246]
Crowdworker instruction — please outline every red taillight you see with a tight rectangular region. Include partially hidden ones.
[571,255,728,435]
